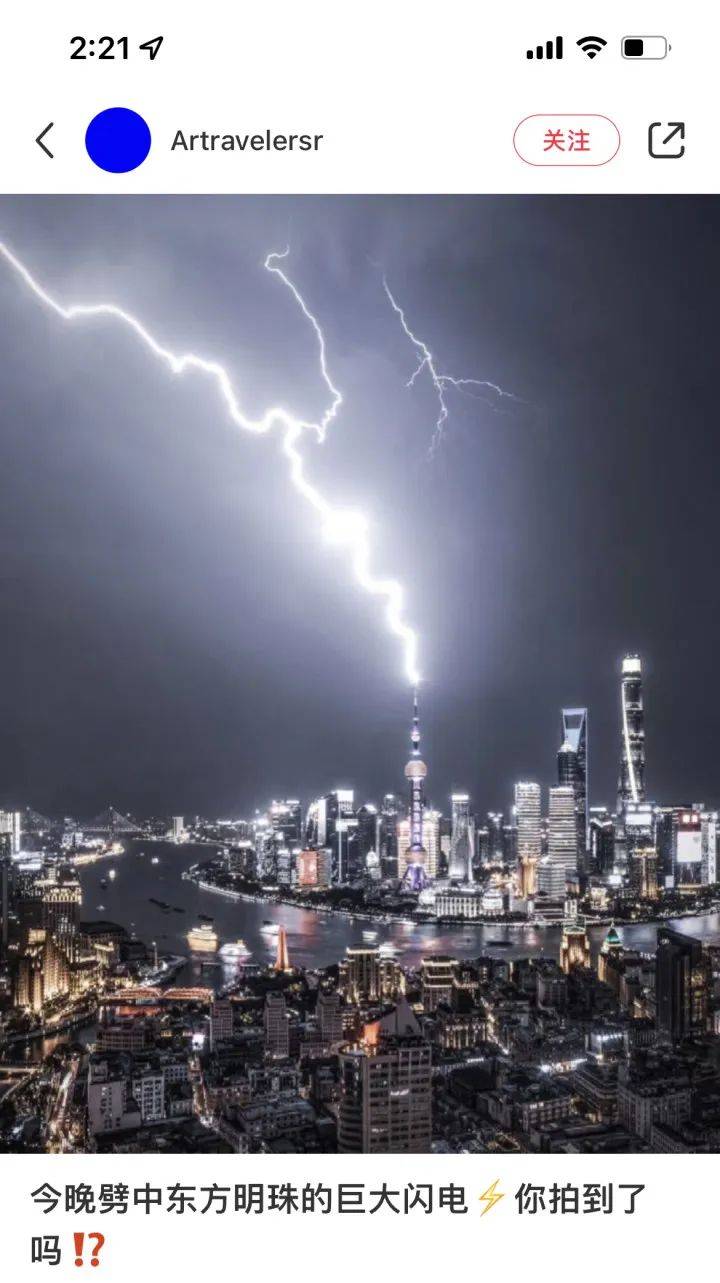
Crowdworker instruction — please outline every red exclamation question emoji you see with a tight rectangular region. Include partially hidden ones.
[74,1233,104,1267]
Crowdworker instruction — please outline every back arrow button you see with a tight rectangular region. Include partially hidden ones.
[36,123,54,158]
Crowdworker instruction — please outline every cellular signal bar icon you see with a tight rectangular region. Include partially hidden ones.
[527,36,563,60]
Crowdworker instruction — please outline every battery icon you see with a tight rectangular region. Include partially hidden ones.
[621,36,670,59]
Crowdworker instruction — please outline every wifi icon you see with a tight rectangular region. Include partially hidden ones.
[577,35,607,59]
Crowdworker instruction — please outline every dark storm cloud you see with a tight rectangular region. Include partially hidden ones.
[0,196,717,818]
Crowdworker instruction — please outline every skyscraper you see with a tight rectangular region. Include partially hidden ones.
[541,786,578,897]
[402,688,429,890]
[379,794,400,882]
[297,848,330,888]
[304,790,355,882]
[254,818,277,881]
[629,846,658,899]
[701,812,718,886]
[515,782,541,896]
[589,807,615,877]
[338,1003,432,1153]
[264,992,290,1059]
[339,947,405,1004]
[316,989,344,1050]
[420,955,457,1011]
[39,875,82,943]
[0,834,11,958]
[559,917,591,973]
[270,800,302,846]
[448,794,474,882]
[618,655,646,811]
[674,810,703,888]
[559,706,588,861]
[356,804,379,878]
[656,928,710,1043]
[0,810,21,856]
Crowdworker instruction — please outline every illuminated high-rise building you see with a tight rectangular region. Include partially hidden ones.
[355,804,379,880]
[560,707,588,827]
[297,848,330,888]
[486,812,511,866]
[305,797,326,849]
[254,818,276,881]
[379,794,400,882]
[329,792,357,884]
[270,799,302,846]
[305,792,354,882]
[701,812,718,886]
[475,823,489,867]
[402,688,429,890]
[558,707,588,862]
[540,786,578,897]
[420,955,457,1011]
[559,917,591,973]
[448,794,474,882]
[589,807,615,877]
[629,846,659,899]
[0,834,10,958]
[13,945,44,1011]
[515,783,542,858]
[39,875,82,943]
[515,782,541,894]
[617,655,646,811]
[0,810,21,856]
[339,946,405,1004]
[673,809,703,888]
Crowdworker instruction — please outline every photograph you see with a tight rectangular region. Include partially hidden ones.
[1,194,718,1156]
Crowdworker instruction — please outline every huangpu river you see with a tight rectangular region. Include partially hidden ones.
[77,840,720,983]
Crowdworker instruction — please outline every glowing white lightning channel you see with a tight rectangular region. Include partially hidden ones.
[383,277,517,456]
[264,248,342,442]
[0,240,421,686]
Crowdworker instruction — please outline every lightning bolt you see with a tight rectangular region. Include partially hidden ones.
[0,240,420,686]
[383,276,518,457]
[478,1179,505,1217]
[264,247,342,441]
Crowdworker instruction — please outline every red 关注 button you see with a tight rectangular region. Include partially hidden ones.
[514,114,620,166]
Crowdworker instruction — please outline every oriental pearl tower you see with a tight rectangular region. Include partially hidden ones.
[403,687,429,891]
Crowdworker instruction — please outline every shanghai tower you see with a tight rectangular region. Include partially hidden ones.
[617,654,646,810]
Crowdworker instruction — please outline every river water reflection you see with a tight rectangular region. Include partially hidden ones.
[77,840,720,982]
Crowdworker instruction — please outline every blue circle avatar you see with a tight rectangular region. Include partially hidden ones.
[85,108,152,173]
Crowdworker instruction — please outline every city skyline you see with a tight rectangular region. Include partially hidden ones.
[0,649,710,828]
[4,642,720,1153]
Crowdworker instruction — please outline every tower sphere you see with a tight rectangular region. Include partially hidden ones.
[405,759,428,780]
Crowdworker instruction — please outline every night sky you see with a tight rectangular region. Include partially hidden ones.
[0,196,717,820]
